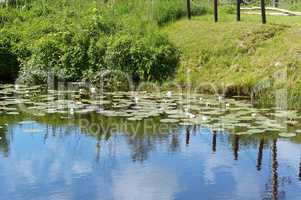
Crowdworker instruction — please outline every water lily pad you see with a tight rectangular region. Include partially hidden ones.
[19,121,36,125]
[234,123,251,128]
[127,117,143,121]
[278,133,296,138]
[2,107,18,111]
[32,112,45,117]
[160,119,180,123]
[168,114,188,119]
[179,122,194,126]
[246,129,265,134]
[234,132,250,135]
[46,109,58,114]
[7,112,20,115]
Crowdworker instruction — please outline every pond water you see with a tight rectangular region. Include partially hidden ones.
[0,84,301,200]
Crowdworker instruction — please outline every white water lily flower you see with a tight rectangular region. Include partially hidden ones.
[186,112,195,119]
[90,87,96,94]
[166,91,172,97]
[202,115,208,121]
[14,85,20,90]
[70,108,74,115]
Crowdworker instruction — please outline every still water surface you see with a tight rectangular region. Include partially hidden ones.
[0,118,300,200]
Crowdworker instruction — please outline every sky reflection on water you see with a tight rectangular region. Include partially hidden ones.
[0,121,300,200]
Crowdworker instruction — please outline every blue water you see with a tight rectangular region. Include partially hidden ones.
[0,121,300,200]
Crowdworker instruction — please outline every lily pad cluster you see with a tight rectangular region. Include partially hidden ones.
[0,84,300,138]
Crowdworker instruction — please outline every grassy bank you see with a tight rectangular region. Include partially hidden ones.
[1,0,301,108]
[164,14,301,108]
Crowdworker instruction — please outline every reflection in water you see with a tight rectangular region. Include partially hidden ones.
[233,135,240,160]
[299,157,301,181]
[0,119,300,200]
[128,137,154,162]
[272,139,279,200]
[0,126,9,157]
[185,127,190,146]
[212,131,217,153]
[257,138,264,171]
[95,140,101,163]
[170,134,180,153]
[112,167,182,200]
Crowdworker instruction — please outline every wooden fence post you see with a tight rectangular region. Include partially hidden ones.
[237,0,241,21]
[261,0,267,24]
[187,0,191,20]
[214,0,218,22]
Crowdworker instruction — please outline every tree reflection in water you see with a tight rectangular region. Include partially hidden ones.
[0,115,301,199]
[271,139,279,200]
[169,133,180,153]
[299,157,301,181]
[233,135,240,161]
[0,126,9,157]
[212,131,217,153]
[185,127,190,146]
[257,138,265,171]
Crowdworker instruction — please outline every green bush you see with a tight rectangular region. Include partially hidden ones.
[0,47,19,83]
[0,30,20,83]
[105,33,180,82]
[19,35,62,84]
[1,0,183,85]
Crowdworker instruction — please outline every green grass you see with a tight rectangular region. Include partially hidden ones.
[1,0,301,108]
[164,14,301,108]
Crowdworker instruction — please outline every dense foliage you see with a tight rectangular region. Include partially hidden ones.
[0,0,212,84]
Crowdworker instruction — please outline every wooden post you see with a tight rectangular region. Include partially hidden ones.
[236,0,241,21]
[260,0,267,24]
[187,0,191,20]
[214,0,218,22]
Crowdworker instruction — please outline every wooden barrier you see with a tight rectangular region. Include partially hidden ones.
[237,0,241,21]
[214,0,218,22]
[187,0,191,20]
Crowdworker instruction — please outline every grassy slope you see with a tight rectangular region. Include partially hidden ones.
[164,14,301,108]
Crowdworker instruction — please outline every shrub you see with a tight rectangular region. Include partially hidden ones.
[19,35,62,84]
[0,46,19,83]
[1,0,182,85]
[105,33,180,83]
[0,30,20,83]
